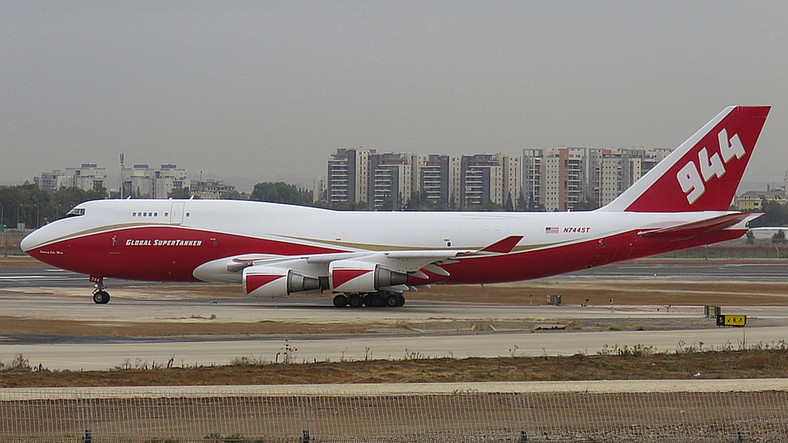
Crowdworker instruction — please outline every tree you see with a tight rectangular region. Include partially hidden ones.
[220,190,246,200]
[86,185,108,200]
[521,192,545,212]
[251,182,312,206]
[377,194,394,211]
[0,183,50,228]
[773,229,787,244]
[330,200,368,211]
[746,229,755,245]
[749,200,788,227]
[504,193,514,212]
[167,187,191,199]
[572,194,600,211]
[405,192,449,211]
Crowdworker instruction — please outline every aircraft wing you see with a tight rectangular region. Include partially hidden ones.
[235,235,523,297]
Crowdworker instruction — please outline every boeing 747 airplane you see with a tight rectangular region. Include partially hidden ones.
[21,106,770,308]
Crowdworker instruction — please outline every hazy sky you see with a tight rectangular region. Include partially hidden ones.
[2,1,787,191]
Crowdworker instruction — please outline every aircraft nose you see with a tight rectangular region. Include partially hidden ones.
[20,228,44,253]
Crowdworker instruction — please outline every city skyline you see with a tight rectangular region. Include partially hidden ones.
[22,144,788,201]
[3,2,787,190]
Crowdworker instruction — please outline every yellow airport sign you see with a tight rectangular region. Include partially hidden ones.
[716,315,746,327]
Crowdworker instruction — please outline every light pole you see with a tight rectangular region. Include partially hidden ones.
[2,203,6,257]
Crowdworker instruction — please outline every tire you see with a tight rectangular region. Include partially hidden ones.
[371,293,385,307]
[396,294,406,307]
[385,294,399,307]
[333,294,348,307]
[93,291,110,304]
[348,294,364,308]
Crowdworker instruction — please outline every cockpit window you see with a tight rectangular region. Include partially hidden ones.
[66,207,86,217]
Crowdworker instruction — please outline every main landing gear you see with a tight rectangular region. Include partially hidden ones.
[332,292,406,308]
[90,275,110,304]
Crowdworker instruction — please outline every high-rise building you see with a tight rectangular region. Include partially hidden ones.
[327,148,374,206]
[122,164,187,199]
[502,154,521,208]
[411,154,453,205]
[523,148,586,212]
[153,164,188,199]
[525,147,671,211]
[588,148,671,206]
[69,164,108,192]
[35,164,107,193]
[522,149,543,210]
[328,149,520,210]
[190,179,237,199]
[34,170,71,192]
[369,153,411,210]
[460,154,504,208]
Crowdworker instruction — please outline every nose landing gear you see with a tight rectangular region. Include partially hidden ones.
[90,275,110,304]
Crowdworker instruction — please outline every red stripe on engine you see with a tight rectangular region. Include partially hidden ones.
[332,269,371,288]
[245,274,285,294]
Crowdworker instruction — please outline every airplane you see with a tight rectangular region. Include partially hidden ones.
[21,106,770,308]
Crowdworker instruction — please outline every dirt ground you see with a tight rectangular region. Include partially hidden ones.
[1,256,787,338]
[3,349,788,388]
[2,256,787,388]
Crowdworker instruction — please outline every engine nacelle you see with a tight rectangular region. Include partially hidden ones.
[243,265,324,297]
[329,259,408,293]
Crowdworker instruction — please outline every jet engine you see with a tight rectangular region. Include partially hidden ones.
[243,265,325,297]
[329,259,408,293]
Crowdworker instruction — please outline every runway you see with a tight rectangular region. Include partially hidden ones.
[4,323,788,371]
[2,259,787,371]
[3,261,788,288]
[2,293,788,370]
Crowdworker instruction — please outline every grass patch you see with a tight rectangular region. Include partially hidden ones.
[2,349,787,388]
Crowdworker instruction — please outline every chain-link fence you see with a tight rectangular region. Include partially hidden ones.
[2,383,787,442]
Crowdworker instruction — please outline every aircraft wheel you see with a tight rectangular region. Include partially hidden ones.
[385,294,400,307]
[371,293,385,308]
[93,291,110,304]
[333,294,348,307]
[348,294,364,308]
[396,294,406,307]
[363,293,374,307]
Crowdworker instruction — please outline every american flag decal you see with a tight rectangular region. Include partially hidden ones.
[545,226,560,234]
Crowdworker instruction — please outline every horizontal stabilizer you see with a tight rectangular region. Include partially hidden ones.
[638,213,757,241]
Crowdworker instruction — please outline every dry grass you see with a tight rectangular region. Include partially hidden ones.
[2,349,787,388]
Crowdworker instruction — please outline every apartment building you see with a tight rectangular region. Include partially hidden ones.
[327,148,521,210]
[523,148,585,212]
[122,164,187,199]
[369,153,412,210]
[326,148,374,205]
[34,164,108,193]
[588,148,671,206]
[190,179,237,199]
[525,147,672,211]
